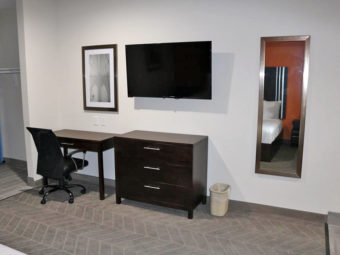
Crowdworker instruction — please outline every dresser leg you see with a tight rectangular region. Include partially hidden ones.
[202,195,207,205]
[188,209,193,219]
[63,147,68,157]
[116,196,121,204]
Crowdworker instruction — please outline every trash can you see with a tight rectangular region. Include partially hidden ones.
[209,183,230,216]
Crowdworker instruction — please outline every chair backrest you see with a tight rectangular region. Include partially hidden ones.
[26,127,64,179]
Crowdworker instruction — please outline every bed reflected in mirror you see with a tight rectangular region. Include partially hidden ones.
[256,36,310,178]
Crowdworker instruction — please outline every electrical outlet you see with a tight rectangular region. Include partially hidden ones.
[100,117,106,127]
[93,116,100,126]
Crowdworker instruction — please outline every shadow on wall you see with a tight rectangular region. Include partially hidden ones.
[208,139,243,200]
[134,53,234,113]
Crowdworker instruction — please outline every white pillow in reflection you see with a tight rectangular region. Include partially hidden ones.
[263,100,281,119]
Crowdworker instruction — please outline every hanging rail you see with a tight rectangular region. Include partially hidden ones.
[0,68,20,74]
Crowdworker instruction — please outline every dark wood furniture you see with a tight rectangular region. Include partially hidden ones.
[54,129,117,200]
[291,119,300,147]
[114,130,208,219]
[261,131,282,162]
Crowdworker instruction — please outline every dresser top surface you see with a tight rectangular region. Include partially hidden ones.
[116,130,207,145]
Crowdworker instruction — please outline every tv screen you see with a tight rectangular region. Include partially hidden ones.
[126,41,211,99]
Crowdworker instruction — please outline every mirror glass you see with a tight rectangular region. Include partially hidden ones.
[256,36,310,178]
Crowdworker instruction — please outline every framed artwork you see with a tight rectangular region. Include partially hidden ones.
[82,44,118,111]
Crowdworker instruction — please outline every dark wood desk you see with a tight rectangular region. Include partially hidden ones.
[54,129,117,200]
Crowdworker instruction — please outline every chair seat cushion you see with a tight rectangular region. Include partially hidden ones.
[63,157,89,177]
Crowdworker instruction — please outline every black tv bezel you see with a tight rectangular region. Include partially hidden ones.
[125,41,212,100]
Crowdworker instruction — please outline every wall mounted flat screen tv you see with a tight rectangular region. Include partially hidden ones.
[126,41,211,99]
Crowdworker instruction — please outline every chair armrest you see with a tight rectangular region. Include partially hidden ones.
[67,149,86,158]
[67,150,87,171]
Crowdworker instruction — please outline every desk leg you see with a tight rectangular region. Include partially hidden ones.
[43,177,48,186]
[63,147,68,157]
[98,151,105,200]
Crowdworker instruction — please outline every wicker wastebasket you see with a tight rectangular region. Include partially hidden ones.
[209,183,230,216]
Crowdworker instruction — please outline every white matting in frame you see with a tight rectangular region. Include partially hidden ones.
[82,45,118,111]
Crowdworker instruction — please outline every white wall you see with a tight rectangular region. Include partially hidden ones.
[18,0,340,214]
[16,0,61,179]
[0,1,25,160]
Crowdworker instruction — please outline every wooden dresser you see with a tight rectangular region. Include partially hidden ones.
[114,130,208,219]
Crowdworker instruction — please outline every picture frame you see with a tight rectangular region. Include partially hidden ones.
[82,44,118,111]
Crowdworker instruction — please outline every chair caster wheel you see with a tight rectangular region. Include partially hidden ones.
[68,198,74,204]
[39,190,44,195]
[41,199,46,204]
[80,189,86,194]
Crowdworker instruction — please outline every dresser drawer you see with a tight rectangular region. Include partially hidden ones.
[116,156,192,187]
[58,137,100,151]
[114,138,192,166]
[114,131,208,219]
[119,179,192,207]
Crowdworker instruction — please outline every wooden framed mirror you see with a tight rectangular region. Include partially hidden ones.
[255,35,310,178]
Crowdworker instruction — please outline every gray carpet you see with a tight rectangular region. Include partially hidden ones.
[260,144,298,175]
[0,180,326,255]
[0,159,32,201]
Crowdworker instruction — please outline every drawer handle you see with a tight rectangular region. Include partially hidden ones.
[144,166,160,171]
[61,142,74,146]
[144,185,160,190]
[143,146,160,151]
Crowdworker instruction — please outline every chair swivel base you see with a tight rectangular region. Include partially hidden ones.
[39,183,86,204]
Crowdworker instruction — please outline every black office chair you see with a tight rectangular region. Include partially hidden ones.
[27,127,88,204]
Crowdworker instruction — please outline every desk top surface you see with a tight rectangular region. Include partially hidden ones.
[55,129,117,142]
[115,130,207,145]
